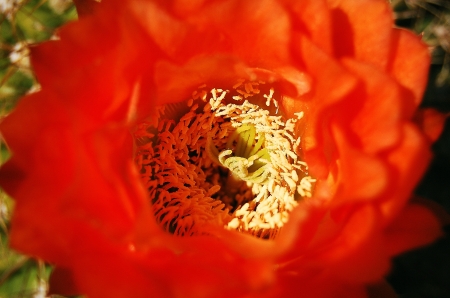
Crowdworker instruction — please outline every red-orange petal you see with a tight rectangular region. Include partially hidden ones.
[385,203,442,256]
[342,58,403,153]
[413,108,447,142]
[329,0,393,69]
[388,29,430,109]
[380,124,432,225]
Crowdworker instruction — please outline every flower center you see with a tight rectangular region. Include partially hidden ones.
[134,80,315,239]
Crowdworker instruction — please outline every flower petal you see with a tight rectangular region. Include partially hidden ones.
[73,0,99,16]
[380,123,432,224]
[282,0,332,55]
[311,205,390,283]
[341,58,403,153]
[413,108,447,142]
[385,203,442,256]
[329,0,393,69]
[285,34,358,178]
[331,123,388,204]
[388,29,430,109]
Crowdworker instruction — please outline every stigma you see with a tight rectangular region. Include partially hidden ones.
[134,80,315,239]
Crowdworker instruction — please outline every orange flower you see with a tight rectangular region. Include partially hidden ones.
[0,0,443,297]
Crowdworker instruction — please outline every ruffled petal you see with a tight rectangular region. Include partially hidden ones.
[413,108,447,142]
[380,124,432,224]
[341,58,403,153]
[331,123,388,205]
[328,0,393,69]
[385,203,442,256]
[286,34,358,178]
[308,205,390,283]
[188,0,291,67]
[282,0,332,55]
[387,29,430,109]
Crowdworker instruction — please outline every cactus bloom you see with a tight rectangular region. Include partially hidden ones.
[0,0,442,297]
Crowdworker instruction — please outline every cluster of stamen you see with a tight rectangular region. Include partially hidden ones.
[134,80,315,239]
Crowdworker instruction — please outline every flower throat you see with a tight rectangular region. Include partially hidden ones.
[134,80,315,239]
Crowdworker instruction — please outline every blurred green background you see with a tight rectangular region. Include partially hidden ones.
[0,0,449,297]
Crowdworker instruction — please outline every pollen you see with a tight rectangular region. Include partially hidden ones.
[134,81,315,239]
